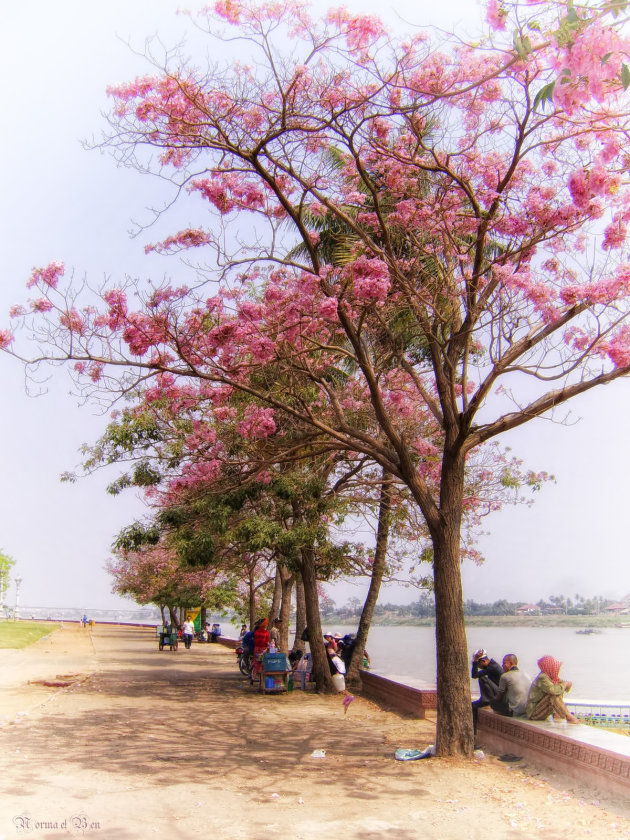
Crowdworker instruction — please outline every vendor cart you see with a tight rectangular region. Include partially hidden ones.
[260,652,290,693]
[156,625,179,651]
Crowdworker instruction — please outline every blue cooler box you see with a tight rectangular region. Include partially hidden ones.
[263,652,288,671]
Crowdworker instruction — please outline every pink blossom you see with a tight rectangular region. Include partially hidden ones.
[604,327,630,368]
[27,261,65,290]
[603,216,628,251]
[191,174,266,215]
[204,296,222,315]
[213,0,242,24]
[9,305,26,317]
[147,286,189,307]
[248,335,276,363]
[413,437,439,458]
[123,312,160,356]
[88,362,103,382]
[598,136,621,165]
[350,256,390,303]
[59,309,84,334]
[214,406,236,422]
[485,0,507,31]
[208,385,234,406]
[567,169,596,213]
[237,405,276,439]
[326,8,386,54]
[0,329,14,349]
[103,289,128,329]
[145,228,212,254]
[239,301,263,321]
[319,297,338,319]
[30,298,53,313]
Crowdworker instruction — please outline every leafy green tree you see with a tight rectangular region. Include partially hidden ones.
[0,550,15,619]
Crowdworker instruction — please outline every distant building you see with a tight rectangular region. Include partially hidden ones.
[605,602,630,614]
[515,603,540,615]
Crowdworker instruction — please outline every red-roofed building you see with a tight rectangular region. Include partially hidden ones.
[516,603,540,615]
[605,602,630,614]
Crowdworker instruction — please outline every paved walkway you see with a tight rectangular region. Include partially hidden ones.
[1,624,629,840]
[0,623,97,725]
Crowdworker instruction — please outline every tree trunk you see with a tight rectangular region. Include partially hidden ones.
[200,606,207,629]
[346,469,393,690]
[432,450,474,758]
[292,577,307,652]
[248,571,257,628]
[278,565,293,653]
[300,546,334,692]
[268,565,282,624]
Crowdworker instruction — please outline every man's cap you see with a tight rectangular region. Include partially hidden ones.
[473,649,488,661]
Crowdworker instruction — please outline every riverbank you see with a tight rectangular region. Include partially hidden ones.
[327,613,630,628]
[1,624,630,839]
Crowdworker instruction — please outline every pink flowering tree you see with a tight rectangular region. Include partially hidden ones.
[74,333,543,688]
[5,0,630,754]
[88,396,394,686]
[107,535,229,623]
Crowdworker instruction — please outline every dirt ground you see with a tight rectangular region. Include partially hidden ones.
[1,624,629,840]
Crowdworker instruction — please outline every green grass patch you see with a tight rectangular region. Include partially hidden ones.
[0,621,60,649]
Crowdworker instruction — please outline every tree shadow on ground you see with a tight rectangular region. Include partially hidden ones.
[2,638,434,810]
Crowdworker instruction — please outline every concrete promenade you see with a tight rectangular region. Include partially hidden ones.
[1,623,629,840]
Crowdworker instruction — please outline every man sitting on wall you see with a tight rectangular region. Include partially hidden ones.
[492,654,532,718]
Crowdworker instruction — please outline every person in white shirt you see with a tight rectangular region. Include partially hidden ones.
[182,618,195,650]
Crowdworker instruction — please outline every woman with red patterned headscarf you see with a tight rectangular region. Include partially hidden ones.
[526,655,578,723]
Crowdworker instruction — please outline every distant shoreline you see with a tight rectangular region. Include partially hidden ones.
[328,614,630,629]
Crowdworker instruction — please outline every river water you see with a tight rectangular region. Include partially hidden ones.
[23,608,626,701]
[322,623,629,702]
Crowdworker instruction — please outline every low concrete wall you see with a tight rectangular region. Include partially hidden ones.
[356,672,630,797]
[359,671,437,719]
[477,708,630,798]
[217,641,630,796]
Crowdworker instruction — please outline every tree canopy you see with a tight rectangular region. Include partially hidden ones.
[4,0,630,755]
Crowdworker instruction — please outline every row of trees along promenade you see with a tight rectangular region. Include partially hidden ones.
[3,0,630,756]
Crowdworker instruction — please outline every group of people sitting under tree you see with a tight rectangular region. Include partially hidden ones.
[322,632,370,674]
[239,621,369,685]
[239,618,282,681]
[471,648,579,734]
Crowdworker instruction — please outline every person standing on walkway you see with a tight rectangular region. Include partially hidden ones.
[526,655,579,723]
[269,618,281,649]
[182,617,195,650]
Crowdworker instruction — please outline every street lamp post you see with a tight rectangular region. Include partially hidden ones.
[14,576,22,622]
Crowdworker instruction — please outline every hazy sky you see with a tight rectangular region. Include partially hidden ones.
[1,0,629,613]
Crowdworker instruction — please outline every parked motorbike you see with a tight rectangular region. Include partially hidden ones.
[235,644,253,677]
